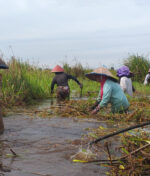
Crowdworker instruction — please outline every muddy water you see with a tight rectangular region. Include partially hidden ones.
[0,99,120,176]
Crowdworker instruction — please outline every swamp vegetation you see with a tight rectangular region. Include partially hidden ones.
[0,55,150,175]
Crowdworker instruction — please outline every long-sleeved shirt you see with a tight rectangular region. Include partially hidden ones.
[144,73,150,85]
[97,79,129,113]
[51,73,81,92]
[120,77,133,96]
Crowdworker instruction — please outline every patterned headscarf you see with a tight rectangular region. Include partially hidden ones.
[117,66,130,77]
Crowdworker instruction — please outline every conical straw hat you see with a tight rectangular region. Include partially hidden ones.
[51,65,64,73]
[0,58,9,69]
[85,67,118,82]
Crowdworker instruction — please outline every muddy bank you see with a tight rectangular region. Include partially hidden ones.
[0,114,118,176]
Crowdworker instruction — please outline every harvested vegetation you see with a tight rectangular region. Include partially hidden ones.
[0,55,150,176]
[49,97,150,123]
[82,125,150,176]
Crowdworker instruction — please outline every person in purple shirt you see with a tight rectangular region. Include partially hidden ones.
[117,66,134,96]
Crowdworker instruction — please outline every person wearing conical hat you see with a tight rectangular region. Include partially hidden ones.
[0,58,9,134]
[51,65,83,100]
[117,66,133,96]
[144,68,150,85]
[85,67,129,114]
[0,58,9,69]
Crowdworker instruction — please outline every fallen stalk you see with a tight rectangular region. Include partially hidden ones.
[10,148,17,156]
[105,142,112,165]
[31,172,52,176]
[119,143,150,160]
[84,143,150,164]
[90,121,150,145]
[83,159,126,163]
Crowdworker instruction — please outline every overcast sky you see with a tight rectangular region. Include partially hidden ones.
[0,0,150,68]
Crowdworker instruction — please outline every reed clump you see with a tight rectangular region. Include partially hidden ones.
[83,124,150,176]
[124,54,150,82]
[0,58,52,105]
[63,61,92,78]
[110,132,150,176]
[0,58,97,106]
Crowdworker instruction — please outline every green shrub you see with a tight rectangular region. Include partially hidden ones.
[62,62,72,75]
[63,61,91,78]
[124,54,150,82]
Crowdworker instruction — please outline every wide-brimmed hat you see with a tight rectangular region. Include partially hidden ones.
[0,58,9,69]
[85,67,118,82]
[117,66,130,77]
[51,65,64,73]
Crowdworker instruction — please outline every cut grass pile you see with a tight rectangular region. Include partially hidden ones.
[49,97,150,122]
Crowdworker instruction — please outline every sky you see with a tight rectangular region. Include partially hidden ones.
[0,0,150,69]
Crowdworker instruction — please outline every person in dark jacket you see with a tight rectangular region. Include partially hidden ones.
[0,58,9,134]
[51,65,83,100]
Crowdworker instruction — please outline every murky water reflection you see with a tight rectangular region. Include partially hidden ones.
[0,98,144,176]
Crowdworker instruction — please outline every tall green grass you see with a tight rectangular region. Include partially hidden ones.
[62,61,99,97]
[69,77,99,98]
[0,58,98,105]
[1,58,52,104]
[1,56,150,106]
[124,54,150,82]
[62,61,92,78]
[133,81,150,95]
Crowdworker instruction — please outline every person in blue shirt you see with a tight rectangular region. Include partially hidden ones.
[86,67,129,114]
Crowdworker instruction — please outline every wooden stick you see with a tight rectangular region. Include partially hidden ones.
[105,142,112,165]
